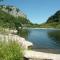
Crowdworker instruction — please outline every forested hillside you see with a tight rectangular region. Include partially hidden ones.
[39,10,60,28]
[0,5,32,30]
[47,10,60,23]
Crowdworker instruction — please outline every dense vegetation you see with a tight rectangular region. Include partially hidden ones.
[47,10,60,23]
[0,40,23,60]
[0,5,25,60]
[0,7,32,30]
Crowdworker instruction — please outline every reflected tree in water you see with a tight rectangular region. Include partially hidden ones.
[17,29,29,39]
[48,30,60,44]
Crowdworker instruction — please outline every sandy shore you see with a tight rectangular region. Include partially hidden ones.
[24,50,60,60]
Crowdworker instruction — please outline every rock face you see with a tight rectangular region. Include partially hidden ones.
[0,33,33,49]
[0,5,26,18]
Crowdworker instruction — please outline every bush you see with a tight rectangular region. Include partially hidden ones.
[0,40,23,60]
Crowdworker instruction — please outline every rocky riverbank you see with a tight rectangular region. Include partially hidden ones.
[0,33,33,49]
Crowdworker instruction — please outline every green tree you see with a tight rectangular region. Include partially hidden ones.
[16,8,20,13]
[5,6,12,12]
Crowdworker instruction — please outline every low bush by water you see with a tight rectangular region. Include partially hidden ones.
[0,40,23,60]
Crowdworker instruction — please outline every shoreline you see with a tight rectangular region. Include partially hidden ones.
[24,50,60,60]
[0,29,60,60]
[32,49,60,54]
[23,27,60,30]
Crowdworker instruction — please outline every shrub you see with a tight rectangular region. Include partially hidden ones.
[0,40,23,60]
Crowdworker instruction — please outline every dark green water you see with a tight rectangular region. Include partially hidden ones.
[19,29,60,53]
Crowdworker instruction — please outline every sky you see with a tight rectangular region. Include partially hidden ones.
[0,0,60,24]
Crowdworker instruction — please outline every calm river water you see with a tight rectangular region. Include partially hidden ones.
[19,28,60,53]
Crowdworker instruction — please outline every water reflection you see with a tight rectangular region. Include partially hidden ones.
[17,29,60,53]
[48,30,60,48]
[17,29,29,39]
[18,29,60,49]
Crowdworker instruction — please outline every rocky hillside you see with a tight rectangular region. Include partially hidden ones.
[0,5,32,30]
[0,5,26,18]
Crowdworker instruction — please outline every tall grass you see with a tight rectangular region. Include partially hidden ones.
[0,40,23,60]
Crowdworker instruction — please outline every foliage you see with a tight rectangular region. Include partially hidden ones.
[17,29,29,38]
[16,8,20,12]
[39,10,60,28]
[47,10,60,23]
[0,8,32,30]
[39,22,60,28]
[0,9,16,29]
[48,31,60,42]
[0,40,23,60]
[5,6,13,12]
